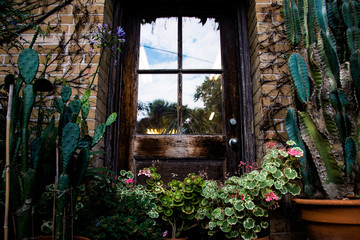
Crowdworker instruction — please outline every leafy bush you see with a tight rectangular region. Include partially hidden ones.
[74,170,162,240]
[198,141,302,240]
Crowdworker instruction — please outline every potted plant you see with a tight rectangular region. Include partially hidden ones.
[141,167,205,240]
[283,0,360,239]
[197,141,302,240]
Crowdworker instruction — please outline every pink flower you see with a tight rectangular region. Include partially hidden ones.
[264,191,279,202]
[163,230,168,237]
[266,142,276,148]
[125,178,134,184]
[287,148,303,157]
[138,168,151,177]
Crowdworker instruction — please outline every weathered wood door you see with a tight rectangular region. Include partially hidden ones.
[110,0,254,181]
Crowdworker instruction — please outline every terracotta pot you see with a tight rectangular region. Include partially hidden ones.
[37,236,90,240]
[294,198,360,240]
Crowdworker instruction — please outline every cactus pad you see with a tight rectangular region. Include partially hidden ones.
[61,122,80,173]
[18,49,39,84]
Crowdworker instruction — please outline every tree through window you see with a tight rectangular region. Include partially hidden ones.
[136,17,223,135]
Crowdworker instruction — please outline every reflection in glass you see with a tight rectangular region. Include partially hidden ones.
[183,17,221,69]
[182,74,223,134]
[139,18,178,69]
[136,74,178,134]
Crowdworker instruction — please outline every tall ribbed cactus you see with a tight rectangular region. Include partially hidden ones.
[284,0,360,199]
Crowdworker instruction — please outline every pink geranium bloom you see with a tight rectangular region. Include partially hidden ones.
[264,191,279,202]
[125,178,134,184]
[287,148,302,157]
[138,168,151,177]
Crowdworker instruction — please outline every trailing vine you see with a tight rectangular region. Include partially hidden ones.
[256,2,297,146]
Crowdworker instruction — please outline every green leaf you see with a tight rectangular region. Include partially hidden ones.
[288,53,310,103]
[286,183,302,195]
[244,201,255,210]
[243,218,255,229]
[234,201,244,212]
[253,206,265,217]
[220,223,231,233]
[273,170,283,179]
[225,207,234,216]
[261,221,269,229]
[274,180,285,189]
[285,168,298,179]
[209,221,216,230]
[241,231,257,240]
[227,216,237,225]
[212,208,222,219]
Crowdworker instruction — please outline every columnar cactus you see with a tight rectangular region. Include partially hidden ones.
[284,0,360,199]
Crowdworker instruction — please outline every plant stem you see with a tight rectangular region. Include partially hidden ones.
[29,26,40,49]
[170,218,176,239]
[4,84,14,240]
[88,47,104,89]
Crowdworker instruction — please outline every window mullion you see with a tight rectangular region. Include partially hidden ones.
[178,16,183,135]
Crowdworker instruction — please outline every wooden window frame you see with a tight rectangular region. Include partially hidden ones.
[103,0,255,174]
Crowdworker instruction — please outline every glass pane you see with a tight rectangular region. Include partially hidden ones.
[182,74,223,134]
[137,74,178,134]
[139,18,178,69]
[183,17,221,69]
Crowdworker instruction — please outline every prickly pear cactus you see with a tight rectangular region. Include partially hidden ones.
[18,48,39,84]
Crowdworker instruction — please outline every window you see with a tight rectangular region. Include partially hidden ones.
[137,17,223,135]
[105,0,255,179]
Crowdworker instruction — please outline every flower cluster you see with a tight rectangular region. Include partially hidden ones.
[264,191,279,202]
[138,168,151,177]
[90,23,125,52]
[125,178,134,184]
[287,147,303,157]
